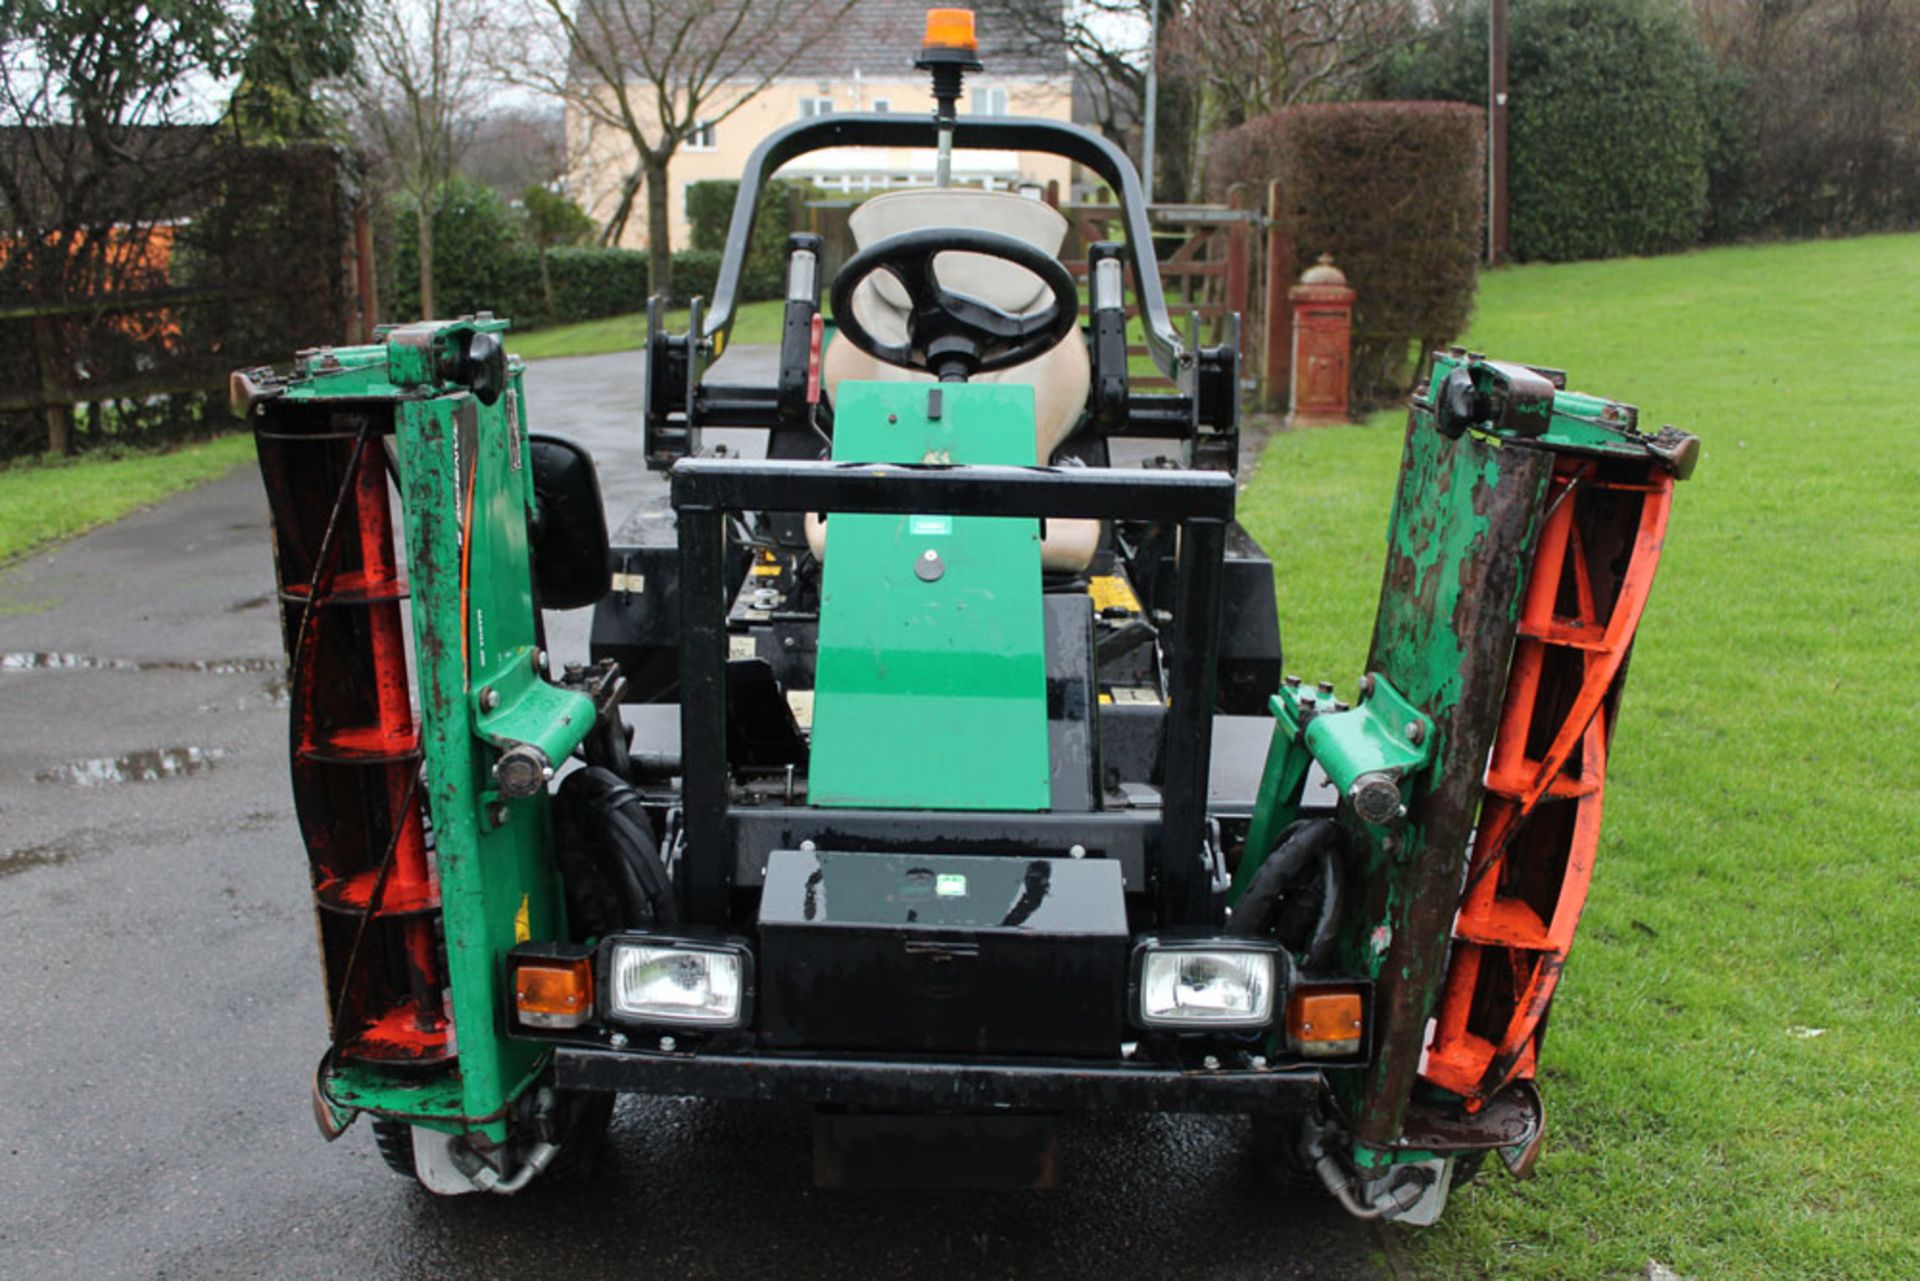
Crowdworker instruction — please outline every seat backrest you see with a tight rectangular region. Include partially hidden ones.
[824,187,1092,463]
[848,188,1069,318]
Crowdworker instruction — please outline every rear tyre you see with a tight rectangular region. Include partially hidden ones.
[371,1116,417,1180]
[545,1090,617,1182]
[1449,1149,1487,1189]
[367,1091,616,1188]
[1249,1113,1328,1195]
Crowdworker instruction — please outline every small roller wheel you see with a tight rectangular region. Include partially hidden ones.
[367,1090,616,1188]
[371,1116,418,1180]
[544,1090,617,1182]
[1249,1113,1329,1195]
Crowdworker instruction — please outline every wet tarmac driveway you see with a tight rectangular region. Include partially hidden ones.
[0,350,1386,1280]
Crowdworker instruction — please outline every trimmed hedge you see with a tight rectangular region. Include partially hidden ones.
[1209,101,1485,407]
[387,179,524,320]
[529,246,650,325]
[387,179,649,328]
[684,177,816,301]
[669,249,723,305]
[1378,0,1713,261]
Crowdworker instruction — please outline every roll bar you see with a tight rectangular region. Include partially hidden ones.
[699,114,1188,381]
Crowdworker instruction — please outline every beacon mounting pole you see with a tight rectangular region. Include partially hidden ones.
[915,9,983,188]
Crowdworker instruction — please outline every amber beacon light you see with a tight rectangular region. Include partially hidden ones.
[922,8,978,52]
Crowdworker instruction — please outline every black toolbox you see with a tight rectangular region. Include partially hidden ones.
[757,848,1129,1055]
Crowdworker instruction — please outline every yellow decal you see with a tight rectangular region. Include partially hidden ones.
[1088,574,1141,615]
[514,893,530,943]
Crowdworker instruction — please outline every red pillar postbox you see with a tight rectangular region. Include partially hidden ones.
[1287,254,1355,427]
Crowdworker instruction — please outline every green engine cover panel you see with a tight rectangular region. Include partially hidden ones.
[808,381,1051,811]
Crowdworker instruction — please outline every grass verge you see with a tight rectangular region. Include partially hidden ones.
[509,299,788,361]
[1238,232,1920,1279]
[0,434,256,565]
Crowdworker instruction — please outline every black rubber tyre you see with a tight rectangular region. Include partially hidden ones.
[1249,1113,1329,1196]
[371,1116,417,1180]
[544,1090,617,1183]
[368,1091,615,1188]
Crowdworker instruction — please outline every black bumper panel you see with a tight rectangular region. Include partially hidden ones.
[555,1046,1326,1114]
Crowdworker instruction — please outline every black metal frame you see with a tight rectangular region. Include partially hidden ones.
[706,116,1180,369]
[644,114,1240,469]
[556,1045,1324,1114]
[672,457,1234,927]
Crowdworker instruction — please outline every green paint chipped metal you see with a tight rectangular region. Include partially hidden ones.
[277,317,578,1143]
[1235,675,1432,900]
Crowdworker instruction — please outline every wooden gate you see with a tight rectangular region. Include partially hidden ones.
[806,187,1284,407]
[1059,198,1256,392]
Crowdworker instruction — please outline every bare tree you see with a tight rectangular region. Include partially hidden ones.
[1689,0,1920,236]
[1003,0,1153,149]
[484,0,859,297]
[463,105,571,197]
[350,0,485,319]
[1163,0,1418,128]
[996,0,1206,202]
[0,2,239,453]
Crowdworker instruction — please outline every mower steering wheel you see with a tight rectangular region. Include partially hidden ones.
[829,227,1080,382]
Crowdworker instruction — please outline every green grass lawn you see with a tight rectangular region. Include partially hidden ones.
[0,433,257,566]
[1239,233,1920,1279]
[508,299,788,361]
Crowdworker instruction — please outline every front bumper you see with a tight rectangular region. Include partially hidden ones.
[555,1045,1328,1114]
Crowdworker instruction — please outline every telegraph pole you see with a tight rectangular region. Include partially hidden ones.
[1488,0,1510,263]
[1142,0,1160,206]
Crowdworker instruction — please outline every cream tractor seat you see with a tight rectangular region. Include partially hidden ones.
[811,188,1099,573]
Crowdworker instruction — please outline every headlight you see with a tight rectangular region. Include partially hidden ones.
[607,938,750,1027]
[1134,940,1280,1029]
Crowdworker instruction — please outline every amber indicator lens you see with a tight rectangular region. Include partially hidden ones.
[513,957,593,1030]
[1287,987,1364,1057]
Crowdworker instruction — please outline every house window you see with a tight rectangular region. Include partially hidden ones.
[971,86,1007,115]
[871,98,892,113]
[686,121,717,150]
[799,96,834,118]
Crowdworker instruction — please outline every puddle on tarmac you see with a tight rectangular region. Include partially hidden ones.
[36,746,228,786]
[1,652,137,671]
[0,843,80,879]
[2,652,281,675]
[198,674,291,712]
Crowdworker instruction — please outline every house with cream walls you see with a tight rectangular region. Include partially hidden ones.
[565,1,1074,253]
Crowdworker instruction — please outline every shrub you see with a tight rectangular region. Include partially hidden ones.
[387,176,526,320]
[521,185,594,249]
[669,249,723,305]
[385,180,648,329]
[683,176,817,301]
[1208,101,1485,406]
[1694,0,1920,239]
[533,246,649,325]
[1378,0,1713,261]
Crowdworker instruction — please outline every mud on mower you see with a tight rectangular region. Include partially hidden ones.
[233,15,1695,1223]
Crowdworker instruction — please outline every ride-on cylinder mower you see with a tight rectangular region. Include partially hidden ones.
[233,10,1695,1221]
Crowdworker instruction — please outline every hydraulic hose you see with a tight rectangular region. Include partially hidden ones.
[558,767,678,927]
[1229,818,1344,967]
